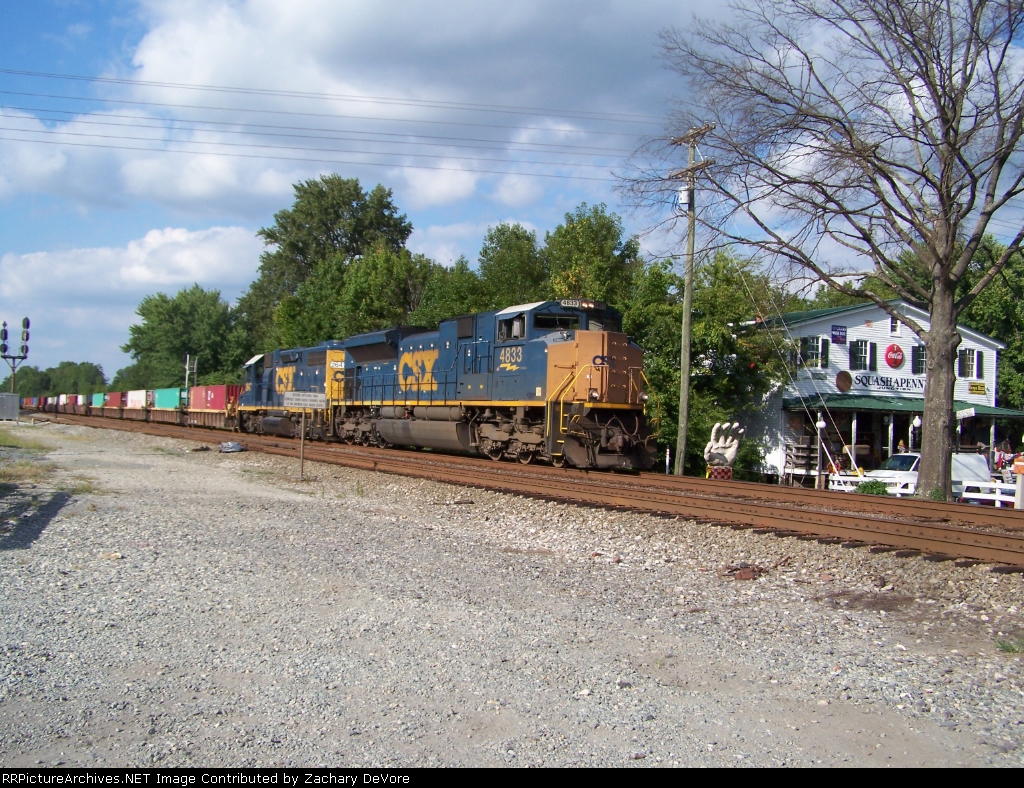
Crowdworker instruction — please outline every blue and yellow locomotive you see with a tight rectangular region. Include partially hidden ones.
[237,300,656,470]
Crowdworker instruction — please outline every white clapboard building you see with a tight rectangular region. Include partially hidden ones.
[745,299,1024,484]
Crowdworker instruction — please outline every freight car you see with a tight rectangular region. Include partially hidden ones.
[237,300,656,470]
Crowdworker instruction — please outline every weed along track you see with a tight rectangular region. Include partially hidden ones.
[41,412,1024,567]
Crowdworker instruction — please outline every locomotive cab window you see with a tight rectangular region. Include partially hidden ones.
[588,316,620,332]
[533,313,580,332]
[497,313,526,342]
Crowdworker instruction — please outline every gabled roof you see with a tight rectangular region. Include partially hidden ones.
[760,298,1005,350]
[760,302,871,328]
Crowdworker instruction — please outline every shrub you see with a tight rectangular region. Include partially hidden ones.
[856,480,891,496]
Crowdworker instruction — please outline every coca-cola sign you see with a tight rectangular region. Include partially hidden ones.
[885,343,905,369]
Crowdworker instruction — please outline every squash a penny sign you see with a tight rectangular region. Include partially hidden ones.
[836,370,853,392]
[885,344,905,369]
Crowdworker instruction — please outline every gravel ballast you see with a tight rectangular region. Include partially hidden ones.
[1,421,1023,767]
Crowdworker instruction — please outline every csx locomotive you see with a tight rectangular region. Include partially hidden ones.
[237,300,656,470]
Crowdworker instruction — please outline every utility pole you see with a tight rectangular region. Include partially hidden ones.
[669,124,715,476]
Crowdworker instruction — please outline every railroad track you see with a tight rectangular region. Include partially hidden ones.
[37,412,1024,567]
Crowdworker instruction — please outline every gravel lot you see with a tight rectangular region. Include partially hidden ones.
[1,420,1023,767]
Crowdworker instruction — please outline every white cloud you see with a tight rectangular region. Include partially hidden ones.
[492,174,543,207]
[0,0,699,217]
[0,226,262,376]
[399,165,479,210]
[408,222,489,265]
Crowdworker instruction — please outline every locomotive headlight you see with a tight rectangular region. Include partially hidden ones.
[639,392,649,402]
[588,388,600,400]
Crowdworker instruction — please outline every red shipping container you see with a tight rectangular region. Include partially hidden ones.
[189,386,207,410]
[105,392,125,407]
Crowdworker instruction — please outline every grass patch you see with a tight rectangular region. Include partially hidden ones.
[240,468,275,477]
[354,479,365,497]
[57,475,102,495]
[0,429,51,452]
[996,637,1024,654]
[0,460,57,484]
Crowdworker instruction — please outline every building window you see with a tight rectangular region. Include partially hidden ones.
[911,345,927,375]
[958,348,976,378]
[850,340,869,370]
[890,316,900,334]
[799,336,829,368]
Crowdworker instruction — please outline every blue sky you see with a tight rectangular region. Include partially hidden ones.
[0,0,699,379]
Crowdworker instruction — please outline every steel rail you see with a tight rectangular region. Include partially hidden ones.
[40,413,1024,565]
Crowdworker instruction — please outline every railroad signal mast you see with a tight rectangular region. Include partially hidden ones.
[669,124,715,476]
[0,317,30,393]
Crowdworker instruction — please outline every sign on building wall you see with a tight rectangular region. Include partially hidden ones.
[831,325,847,345]
[884,344,905,368]
[969,381,987,395]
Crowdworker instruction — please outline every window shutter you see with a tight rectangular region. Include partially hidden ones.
[820,338,829,368]
[799,336,808,365]
[911,345,920,375]
[976,350,984,379]
[869,342,877,371]
[958,349,968,377]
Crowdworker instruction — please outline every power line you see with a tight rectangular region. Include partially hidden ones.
[0,133,617,182]
[0,123,618,170]
[0,89,646,137]
[0,106,633,156]
[0,67,664,124]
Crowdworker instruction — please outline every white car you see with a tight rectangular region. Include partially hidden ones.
[829,452,991,498]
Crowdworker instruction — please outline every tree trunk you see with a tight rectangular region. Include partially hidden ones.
[918,286,959,501]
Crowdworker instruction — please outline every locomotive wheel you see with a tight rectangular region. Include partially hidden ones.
[518,450,535,465]
[551,455,565,468]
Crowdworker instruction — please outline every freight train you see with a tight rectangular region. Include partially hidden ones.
[24,300,658,470]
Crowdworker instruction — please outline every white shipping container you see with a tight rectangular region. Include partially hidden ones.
[58,394,68,405]
[126,390,148,408]
[77,395,86,405]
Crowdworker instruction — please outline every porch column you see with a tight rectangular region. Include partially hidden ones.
[849,411,858,469]
[888,413,894,456]
[990,418,997,465]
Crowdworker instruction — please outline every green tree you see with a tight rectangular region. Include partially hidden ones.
[334,245,436,337]
[623,252,791,475]
[2,362,107,396]
[236,176,413,352]
[1,365,49,397]
[46,362,107,395]
[119,284,235,388]
[957,237,1024,412]
[409,257,485,328]
[544,203,640,305]
[477,223,547,310]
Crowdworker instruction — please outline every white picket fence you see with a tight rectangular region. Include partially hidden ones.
[829,474,1021,507]
[957,481,1019,508]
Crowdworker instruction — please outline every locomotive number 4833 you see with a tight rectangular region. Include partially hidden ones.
[498,345,523,365]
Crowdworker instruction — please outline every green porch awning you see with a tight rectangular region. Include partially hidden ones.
[781,393,1024,419]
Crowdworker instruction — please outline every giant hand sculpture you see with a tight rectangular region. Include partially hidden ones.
[704,422,744,468]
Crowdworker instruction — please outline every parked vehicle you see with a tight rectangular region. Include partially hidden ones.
[830,452,992,498]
